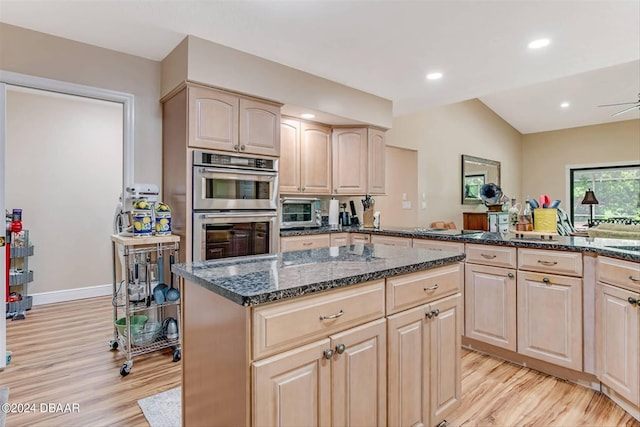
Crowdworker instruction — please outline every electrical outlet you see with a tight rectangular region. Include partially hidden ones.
[402,201,411,209]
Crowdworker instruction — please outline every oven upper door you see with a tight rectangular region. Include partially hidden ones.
[193,166,278,211]
[193,211,278,262]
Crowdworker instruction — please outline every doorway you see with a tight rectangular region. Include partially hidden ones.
[6,86,123,300]
[0,71,134,369]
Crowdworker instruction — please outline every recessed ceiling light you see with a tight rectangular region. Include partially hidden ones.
[528,38,551,49]
[560,102,570,108]
[301,113,315,119]
[426,72,443,80]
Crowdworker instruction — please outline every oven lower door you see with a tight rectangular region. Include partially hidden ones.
[193,211,278,262]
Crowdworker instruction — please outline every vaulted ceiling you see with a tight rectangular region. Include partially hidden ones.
[1,0,638,133]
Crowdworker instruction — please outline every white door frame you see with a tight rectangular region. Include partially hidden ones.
[0,70,135,369]
[0,82,7,368]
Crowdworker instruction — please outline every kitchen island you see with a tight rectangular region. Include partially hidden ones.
[173,244,465,426]
[280,226,640,421]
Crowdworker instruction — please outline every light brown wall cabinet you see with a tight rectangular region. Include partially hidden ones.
[463,244,517,351]
[280,118,332,194]
[332,127,368,195]
[188,85,281,156]
[367,128,386,195]
[596,256,640,412]
[332,127,386,195]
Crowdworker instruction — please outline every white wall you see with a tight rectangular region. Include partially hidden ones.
[6,87,122,295]
[387,99,522,229]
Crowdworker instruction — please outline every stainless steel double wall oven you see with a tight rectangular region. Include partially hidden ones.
[192,150,279,261]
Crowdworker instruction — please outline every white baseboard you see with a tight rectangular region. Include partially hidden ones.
[31,283,112,306]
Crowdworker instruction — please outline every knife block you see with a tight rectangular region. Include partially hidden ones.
[363,208,375,228]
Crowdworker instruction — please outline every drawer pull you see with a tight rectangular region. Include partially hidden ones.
[629,275,640,282]
[302,242,313,246]
[423,284,439,291]
[629,297,638,306]
[320,309,344,320]
[537,260,558,266]
[542,277,551,285]
[481,254,496,259]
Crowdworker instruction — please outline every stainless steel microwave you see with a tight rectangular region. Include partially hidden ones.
[280,198,322,229]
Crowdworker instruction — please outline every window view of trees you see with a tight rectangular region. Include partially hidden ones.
[571,165,640,227]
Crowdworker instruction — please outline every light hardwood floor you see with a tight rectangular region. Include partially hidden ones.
[2,296,638,426]
[449,349,639,427]
[3,296,180,426]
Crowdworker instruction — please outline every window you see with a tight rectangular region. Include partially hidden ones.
[570,164,640,227]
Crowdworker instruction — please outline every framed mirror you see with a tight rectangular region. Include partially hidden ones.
[461,155,501,204]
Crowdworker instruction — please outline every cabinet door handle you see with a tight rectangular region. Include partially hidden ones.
[537,260,558,266]
[320,309,344,320]
[301,187,306,191]
[542,277,551,284]
[335,344,346,354]
[481,253,496,259]
[629,275,640,282]
[628,297,638,306]
[323,348,334,359]
[507,273,515,279]
[334,189,338,193]
[423,284,439,291]
[240,145,246,151]
[426,308,440,319]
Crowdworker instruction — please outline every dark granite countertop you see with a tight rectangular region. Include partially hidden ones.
[280,226,640,262]
[173,244,465,306]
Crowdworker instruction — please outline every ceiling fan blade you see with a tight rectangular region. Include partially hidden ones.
[598,101,639,107]
[612,104,640,116]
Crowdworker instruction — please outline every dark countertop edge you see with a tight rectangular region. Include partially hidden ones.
[174,253,465,307]
[280,227,639,262]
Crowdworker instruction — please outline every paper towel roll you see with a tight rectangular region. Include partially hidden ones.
[329,199,339,227]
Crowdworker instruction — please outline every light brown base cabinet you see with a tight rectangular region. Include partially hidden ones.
[596,256,640,417]
[465,263,516,351]
[462,244,639,422]
[253,318,387,427]
[182,263,463,427]
[387,293,462,427]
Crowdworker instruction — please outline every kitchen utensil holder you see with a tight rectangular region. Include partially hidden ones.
[363,208,374,228]
[533,208,558,233]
